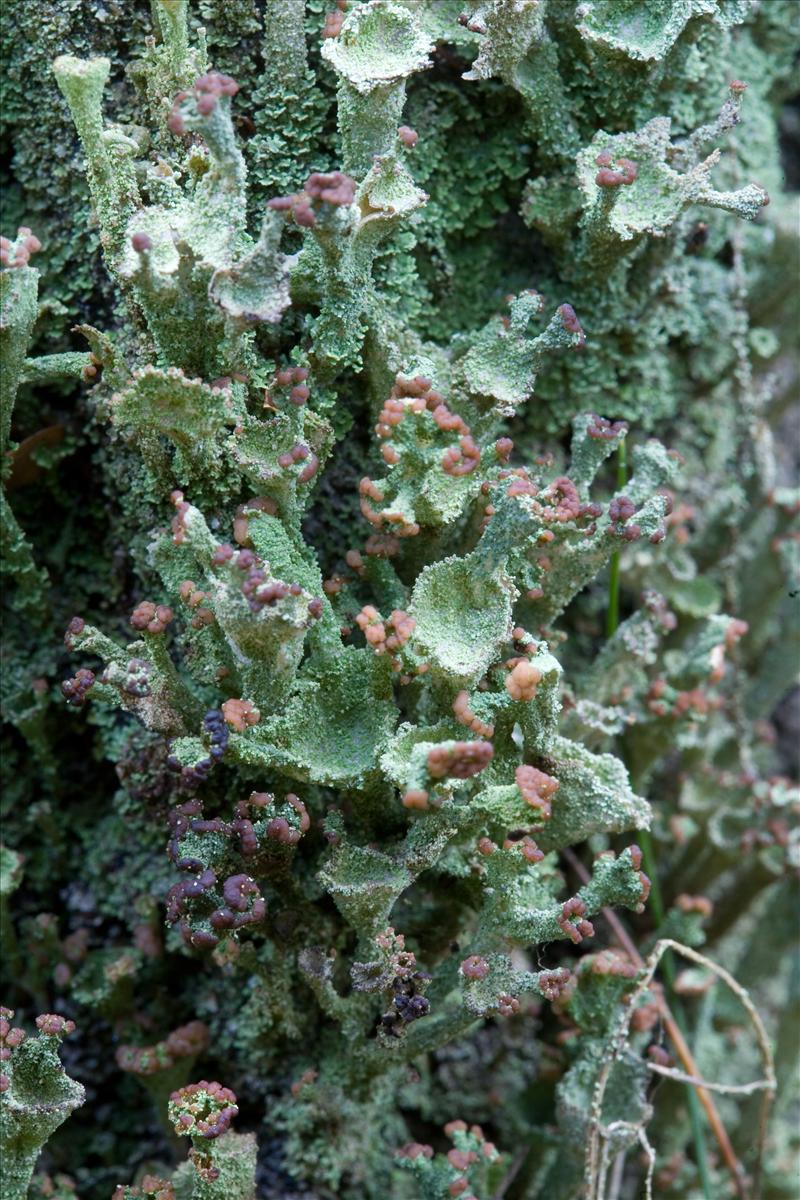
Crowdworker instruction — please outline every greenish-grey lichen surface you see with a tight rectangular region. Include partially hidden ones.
[1,1,798,1197]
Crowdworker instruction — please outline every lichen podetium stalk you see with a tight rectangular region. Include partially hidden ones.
[606,436,626,639]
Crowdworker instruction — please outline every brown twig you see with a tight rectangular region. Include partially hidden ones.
[493,1146,528,1199]
[562,848,760,1200]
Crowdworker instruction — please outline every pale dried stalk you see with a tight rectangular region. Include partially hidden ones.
[638,1129,655,1200]
[607,1151,625,1200]
[647,1062,774,1096]
[595,1122,647,1200]
[656,939,775,1097]
[562,847,757,1200]
[585,936,776,1200]
[566,849,748,1195]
